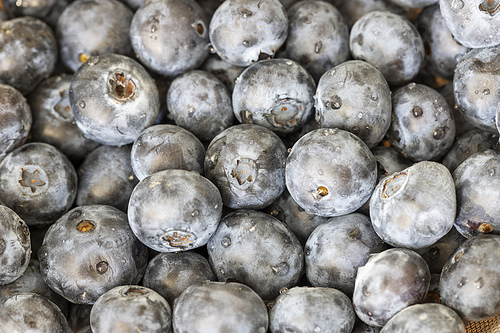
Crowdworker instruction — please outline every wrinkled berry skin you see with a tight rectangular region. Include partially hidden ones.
[130,0,209,77]
[208,210,304,300]
[128,169,223,252]
[0,205,30,286]
[76,145,138,212]
[57,0,133,72]
[90,285,172,333]
[0,17,57,95]
[204,124,287,209]
[284,1,350,81]
[0,293,71,332]
[209,0,288,66]
[0,84,32,163]
[440,234,500,321]
[453,149,500,238]
[353,248,430,327]
[439,0,500,48]
[69,53,160,146]
[173,281,268,333]
[233,59,316,134]
[315,60,392,149]
[380,303,466,333]
[166,70,234,141]
[349,11,424,86]
[387,83,455,162]
[453,46,500,132]
[29,74,99,163]
[269,287,356,333]
[142,251,216,305]
[305,213,386,296]
[0,142,77,227]
[131,124,205,181]
[38,205,148,304]
[286,128,377,217]
[370,161,456,249]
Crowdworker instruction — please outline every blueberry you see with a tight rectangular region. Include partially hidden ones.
[200,54,246,93]
[166,70,234,141]
[173,281,268,333]
[67,303,92,333]
[69,53,160,146]
[415,4,468,80]
[2,0,68,28]
[204,124,287,209]
[439,0,500,48]
[209,0,288,66]
[130,0,209,77]
[38,205,148,304]
[131,124,206,180]
[232,58,316,134]
[28,74,99,163]
[380,303,466,333]
[76,145,138,212]
[90,285,172,333]
[387,0,437,8]
[0,17,57,95]
[0,293,71,332]
[269,286,356,333]
[142,251,216,305]
[284,1,350,81]
[305,213,386,296]
[337,0,405,29]
[440,234,500,321]
[371,146,413,182]
[387,83,456,162]
[438,82,476,137]
[453,46,500,132]
[315,60,392,148]
[207,210,304,300]
[0,142,77,227]
[0,83,32,162]
[353,248,430,327]
[453,149,500,238]
[370,161,456,249]
[349,11,425,86]
[57,0,133,72]
[286,128,377,217]
[128,169,223,252]
[0,205,30,286]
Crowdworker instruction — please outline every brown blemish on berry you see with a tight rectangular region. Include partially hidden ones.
[163,231,192,247]
[478,222,494,233]
[382,172,407,198]
[108,72,136,102]
[79,53,90,64]
[77,220,95,232]
[316,186,328,196]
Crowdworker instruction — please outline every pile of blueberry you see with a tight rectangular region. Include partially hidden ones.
[1,0,500,332]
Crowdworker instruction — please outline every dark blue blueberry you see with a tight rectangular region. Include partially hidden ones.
[38,205,148,304]
[372,146,413,182]
[69,53,160,146]
[0,142,77,227]
[0,205,30,286]
[90,285,172,333]
[286,128,377,217]
[387,83,456,162]
[204,124,287,209]
[128,169,223,252]
[349,11,425,86]
[57,0,133,72]
[0,17,57,95]
[440,234,500,321]
[269,286,356,333]
[76,145,138,212]
[315,60,392,148]
[2,0,69,29]
[0,293,71,332]
[142,251,216,305]
[166,70,234,141]
[337,0,405,29]
[209,0,288,66]
[387,0,437,8]
[305,213,386,296]
[130,0,209,77]
[0,83,31,162]
[29,74,100,163]
[232,59,316,134]
[173,281,268,333]
[353,248,430,327]
[200,54,246,92]
[438,82,476,137]
[284,1,349,81]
